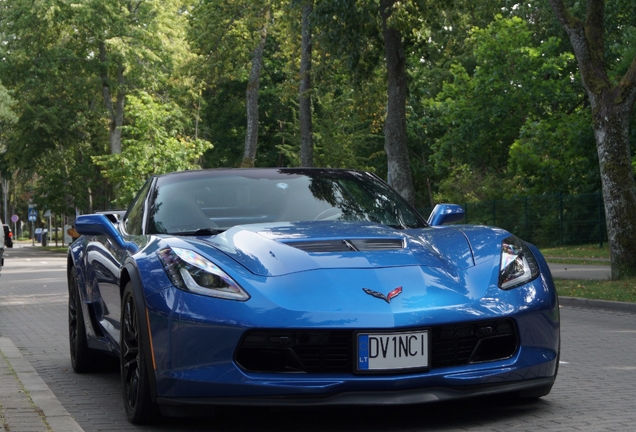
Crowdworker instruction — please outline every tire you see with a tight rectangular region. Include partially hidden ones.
[121,282,160,424]
[68,271,100,373]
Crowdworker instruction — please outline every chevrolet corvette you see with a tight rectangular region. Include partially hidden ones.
[67,168,559,424]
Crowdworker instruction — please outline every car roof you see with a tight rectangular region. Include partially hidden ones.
[153,167,363,179]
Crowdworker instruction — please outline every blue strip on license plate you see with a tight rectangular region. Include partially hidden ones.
[357,330,429,372]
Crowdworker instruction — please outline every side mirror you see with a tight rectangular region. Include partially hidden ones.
[428,204,465,226]
[75,214,120,237]
[75,214,136,252]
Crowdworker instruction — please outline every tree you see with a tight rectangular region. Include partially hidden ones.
[241,8,271,167]
[549,0,636,279]
[188,0,282,168]
[66,0,189,155]
[299,0,314,167]
[311,0,415,203]
[93,92,212,207]
[0,81,17,125]
[422,16,587,202]
[0,0,111,214]
[0,0,199,212]
[0,81,17,224]
[380,0,415,204]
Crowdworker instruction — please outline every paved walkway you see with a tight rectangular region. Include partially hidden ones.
[0,241,631,431]
[548,263,612,280]
[0,338,83,432]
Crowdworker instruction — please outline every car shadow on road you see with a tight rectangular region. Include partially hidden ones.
[144,394,549,431]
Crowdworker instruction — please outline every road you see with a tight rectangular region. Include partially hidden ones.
[1,244,635,431]
[548,262,612,280]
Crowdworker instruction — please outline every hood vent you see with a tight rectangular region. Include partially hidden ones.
[285,238,405,253]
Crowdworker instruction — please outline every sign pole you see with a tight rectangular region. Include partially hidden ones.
[11,215,18,241]
[28,205,37,245]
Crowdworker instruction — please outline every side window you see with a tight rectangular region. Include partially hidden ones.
[124,180,152,235]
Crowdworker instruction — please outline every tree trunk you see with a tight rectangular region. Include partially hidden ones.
[299,1,313,167]
[591,92,636,279]
[241,15,269,168]
[549,0,636,279]
[380,0,415,205]
[99,41,124,155]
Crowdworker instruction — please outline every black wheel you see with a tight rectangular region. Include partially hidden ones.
[68,270,99,373]
[121,282,160,424]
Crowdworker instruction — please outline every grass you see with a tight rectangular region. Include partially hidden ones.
[539,243,610,265]
[545,244,636,303]
[13,239,68,253]
[555,278,636,303]
[539,244,609,259]
[41,246,68,253]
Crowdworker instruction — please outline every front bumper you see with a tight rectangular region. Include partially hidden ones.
[156,375,555,416]
[142,255,559,403]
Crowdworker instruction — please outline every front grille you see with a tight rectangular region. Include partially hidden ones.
[235,319,518,374]
[236,331,351,373]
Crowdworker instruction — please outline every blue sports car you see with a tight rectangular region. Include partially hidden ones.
[67,168,559,424]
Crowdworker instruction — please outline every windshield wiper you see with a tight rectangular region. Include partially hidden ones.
[170,228,224,236]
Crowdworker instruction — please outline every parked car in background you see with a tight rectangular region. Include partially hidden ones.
[3,224,13,248]
[0,221,4,271]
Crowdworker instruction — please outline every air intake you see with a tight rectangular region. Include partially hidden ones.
[285,238,404,253]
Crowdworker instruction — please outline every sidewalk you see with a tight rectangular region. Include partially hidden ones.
[0,338,83,432]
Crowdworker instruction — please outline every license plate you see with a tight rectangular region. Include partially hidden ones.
[356,330,429,372]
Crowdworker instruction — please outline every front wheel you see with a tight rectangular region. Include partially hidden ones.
[121,282,160,424]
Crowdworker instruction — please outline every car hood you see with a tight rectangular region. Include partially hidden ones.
[199,221,478,277]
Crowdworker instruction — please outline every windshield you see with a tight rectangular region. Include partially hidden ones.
[147,169,427,235]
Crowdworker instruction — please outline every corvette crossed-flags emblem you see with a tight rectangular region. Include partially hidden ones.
[362,286,403,304]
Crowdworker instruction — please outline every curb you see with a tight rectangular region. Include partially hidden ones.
[0,337,84,432]
[559,296,636,314]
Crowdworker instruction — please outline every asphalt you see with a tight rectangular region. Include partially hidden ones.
[0,241,633,431]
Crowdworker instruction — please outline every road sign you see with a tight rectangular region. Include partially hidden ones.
[11,214,18,223]
[28,208,37,222]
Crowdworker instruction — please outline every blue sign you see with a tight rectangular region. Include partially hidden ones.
[28,208,37,222]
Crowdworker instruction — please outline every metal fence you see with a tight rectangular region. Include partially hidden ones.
[420,191,607,248]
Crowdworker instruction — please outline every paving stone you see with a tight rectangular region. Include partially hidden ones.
[1,245,636,431]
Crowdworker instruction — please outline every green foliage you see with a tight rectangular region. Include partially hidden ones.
[93,92,213,207]
[555,278,636,303]
[32,143,107,215]
[434,164,506,204]
[423,15,594,203]
[0,82,17,125]
[188,0,273,81]
[0,0,633,225]
[508,110,599,195]
[277,88,384,170]
[311,0,383,84]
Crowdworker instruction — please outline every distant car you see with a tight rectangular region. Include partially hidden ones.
[0,221,4,270]
[67,168,560,424]
[3,224,13,248]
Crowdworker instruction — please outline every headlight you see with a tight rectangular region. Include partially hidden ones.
[157,247,250,301]
[498,236,540,290]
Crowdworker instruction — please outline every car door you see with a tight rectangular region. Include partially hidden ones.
[86,236,125,344]
[86,179,153,346]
